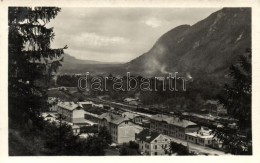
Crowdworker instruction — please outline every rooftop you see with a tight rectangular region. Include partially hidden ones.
[150,114,197,128]
[186,128,214,139]
[57,102,82,111]
[99,113,129,125]
[136,129,160,143]
[122,112,141,119]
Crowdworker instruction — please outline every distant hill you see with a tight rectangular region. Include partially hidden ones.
[59,53,124,75]
[125,8,251,81]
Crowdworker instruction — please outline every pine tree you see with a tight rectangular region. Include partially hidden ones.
[8,7,67,155]
[215,48,252,155]
[8,7,67,128]
[219,48,251,130]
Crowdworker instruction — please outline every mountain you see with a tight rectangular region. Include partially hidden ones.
[59,53,124,74]
[125,8,251,81]
[62,53,122,65]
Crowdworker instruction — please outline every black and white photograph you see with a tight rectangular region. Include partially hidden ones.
[0,0,259,160]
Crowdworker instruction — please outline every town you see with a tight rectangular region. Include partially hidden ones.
[43,86,236,155]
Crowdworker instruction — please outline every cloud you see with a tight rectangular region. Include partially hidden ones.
[144,18,162,28]
[50,8,221,62]
[78,32,128,47]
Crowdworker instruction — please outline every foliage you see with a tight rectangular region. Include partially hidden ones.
[80,124,98,133]
[214,49,252,155]
[119,141,140,156]
[8,6,66,128]
[44,122,83,155]
[168,141,195,155]
[8,7,67,155]
[81,126,112,155]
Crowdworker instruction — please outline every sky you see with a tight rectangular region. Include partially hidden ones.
[49,8,221,63]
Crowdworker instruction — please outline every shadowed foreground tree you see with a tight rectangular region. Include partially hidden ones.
[119,141,140,155]
[44,122,84,155]
[214,49,252,155]
[82,126,112,155]
[9,7,66,126]
[168,141,195,155]
[8,7,69,155]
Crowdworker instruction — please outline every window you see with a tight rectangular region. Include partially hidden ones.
[165,144,167,148]
[155,140,157,143]
[165,139,168,141]
[155,145,157,149]
[154,152,157,155]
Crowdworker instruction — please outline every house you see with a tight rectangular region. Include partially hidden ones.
[72,125,80,135]
[72,118,91,127]
[150,114,199,140]
[84,111,100,124]
[122,112,144,124]
[123,98,141,106]
[142,118,151,128]
[98,113,138,144]
[204,100,227,116]
[57,102,85,123]
[136,129,171,155]
[123,98,136,103]
[48,97,58,112]
[79,101,94,111]
[185,127,214,146]
[212,137,224,149]
[41,113,57,122]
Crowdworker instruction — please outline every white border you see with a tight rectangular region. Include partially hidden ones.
[1,0,260,163]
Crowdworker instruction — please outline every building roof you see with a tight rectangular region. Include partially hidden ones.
[72,125,80,129]
[79,101,94,106]
[72,118,90,124]
[136,129,160,143]
[46,114,53,118]
[57,102,82,111]
[124,98,137,102]
[99,113,128,125]
[186,128,214,139]
[122,112,140,119]
[150,114,197,128]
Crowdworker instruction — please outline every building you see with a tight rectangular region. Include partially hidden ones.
[57,102,85,123]
[204,100,227,116]
[84,111,100,124]
[72,125,81,135]
[41,112,57,122]
[79,101,94,110]
[136,129,171,155]
[150,114,199,140]
[98,113,138,144]
[123,98,141,106]
[48,97,58,112]
[185,127,214,146]
[122,112,144,125]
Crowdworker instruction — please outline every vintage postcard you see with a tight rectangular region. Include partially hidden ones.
[0,0,260,163]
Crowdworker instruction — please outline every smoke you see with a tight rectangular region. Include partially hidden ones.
[143,43,169,75]
[185,72,193,81]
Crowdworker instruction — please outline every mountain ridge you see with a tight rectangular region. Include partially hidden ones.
[59,8,251,81]
[125,8,251,80]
